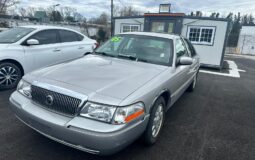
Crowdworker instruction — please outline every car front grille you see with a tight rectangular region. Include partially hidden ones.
[31,85,82,116]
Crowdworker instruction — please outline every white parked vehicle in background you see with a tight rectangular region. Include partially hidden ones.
[0,26,97,90]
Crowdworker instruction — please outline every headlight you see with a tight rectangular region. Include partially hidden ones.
[80,102,145,124]
[113,102,145,124]
[80,102,116,123]
[17,79,32,98]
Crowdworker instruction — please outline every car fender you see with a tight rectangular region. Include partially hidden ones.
[0,47,27,73]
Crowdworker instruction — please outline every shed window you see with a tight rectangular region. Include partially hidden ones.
[121,25,140,33]
[187,26,215,45]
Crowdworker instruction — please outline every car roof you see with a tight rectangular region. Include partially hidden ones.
[118,32,180,40]
[21,25,73,30]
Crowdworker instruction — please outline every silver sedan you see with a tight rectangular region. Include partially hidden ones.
[10,32,200,155]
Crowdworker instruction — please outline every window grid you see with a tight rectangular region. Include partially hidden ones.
[122,25,140,33]
[188,26,215,45]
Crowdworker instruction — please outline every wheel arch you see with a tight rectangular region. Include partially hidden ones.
[0,59,24,76]
[150,89,171,113]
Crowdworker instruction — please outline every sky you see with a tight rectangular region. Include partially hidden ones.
[16,0,255,18]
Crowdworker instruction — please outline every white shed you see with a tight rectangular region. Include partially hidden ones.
[114,16,144,34]
[113,14,229,69]
[237,25,255,55]
[181,17,229,68]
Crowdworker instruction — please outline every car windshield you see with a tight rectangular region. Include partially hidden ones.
[0,27,35,44]
[96,34,173,66]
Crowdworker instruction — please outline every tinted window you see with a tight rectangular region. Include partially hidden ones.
[59,30,83,42]
[30,30,58,45]
[0,27,35,44]
[184,39,197,57]
[175,38,189,58]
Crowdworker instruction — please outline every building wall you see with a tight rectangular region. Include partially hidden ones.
[181,18,228,67]
[237,26,255,55]
[114,18,144,35]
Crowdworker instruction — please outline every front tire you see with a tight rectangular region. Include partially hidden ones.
[143,97,165,145]
[187,73,198,92]
[0,62,22,90]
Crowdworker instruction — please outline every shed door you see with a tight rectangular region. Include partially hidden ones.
[150,21,175,33]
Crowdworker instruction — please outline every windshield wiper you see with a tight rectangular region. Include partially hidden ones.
[94,51,116,58]
[118,54,137,61]
[137,58,148,63]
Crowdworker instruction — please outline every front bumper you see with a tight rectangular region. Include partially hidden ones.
[9,91,150,155]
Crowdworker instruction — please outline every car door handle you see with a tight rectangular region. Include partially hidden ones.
[78,47,84,49]
[53,49,61,52]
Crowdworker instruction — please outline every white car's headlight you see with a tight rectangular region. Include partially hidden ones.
[80,102,145,124]
[17,79,32,98]
[80,102,117,123]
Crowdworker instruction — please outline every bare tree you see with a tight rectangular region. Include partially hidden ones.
[64,6,76,18]
[0,0,19,14]
[119,6,141,17]
[46,6,54,17]
[92,12,109,25]
[73,12,83,22]
[27,7,35,17]
[59,7,65,19]
[18,7,26,17]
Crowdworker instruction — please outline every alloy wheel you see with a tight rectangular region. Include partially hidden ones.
[152,104,164,138]
[0,66,19,87]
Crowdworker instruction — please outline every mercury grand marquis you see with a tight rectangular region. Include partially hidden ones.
[10,32,200,155]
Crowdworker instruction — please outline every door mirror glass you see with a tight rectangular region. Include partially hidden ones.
[178,57,193,65]
[27,39,39,45]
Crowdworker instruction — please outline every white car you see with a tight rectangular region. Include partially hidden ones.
[0,26,97,90]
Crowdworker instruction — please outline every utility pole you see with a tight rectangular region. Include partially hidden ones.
[111,0,113,36]
[53,4,60,24]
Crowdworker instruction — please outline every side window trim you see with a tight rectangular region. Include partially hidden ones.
[184,38,197,57]
[181,38,192,57]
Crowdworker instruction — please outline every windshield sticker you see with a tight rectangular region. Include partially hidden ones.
[111,36,121,42]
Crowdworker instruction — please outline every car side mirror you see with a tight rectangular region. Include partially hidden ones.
[178,57,193,65]
[27,39,39,45]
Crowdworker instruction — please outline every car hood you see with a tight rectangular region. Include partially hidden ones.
[0,44,9,49]
[27,55,167,103]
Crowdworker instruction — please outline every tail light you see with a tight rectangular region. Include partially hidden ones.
[94,42,99,49]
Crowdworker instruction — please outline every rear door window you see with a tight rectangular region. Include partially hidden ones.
[59,30,83,43]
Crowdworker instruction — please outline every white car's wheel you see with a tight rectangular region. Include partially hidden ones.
[0,62,22,90]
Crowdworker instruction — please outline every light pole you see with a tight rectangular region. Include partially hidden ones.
[53,4,60,23]
[111,0,113,36]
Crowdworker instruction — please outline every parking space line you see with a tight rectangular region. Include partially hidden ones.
[199,60,245,78]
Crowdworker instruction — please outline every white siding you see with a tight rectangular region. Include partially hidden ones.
[237,26,255,55]
[114,18,144,35]
[181,18,228,67]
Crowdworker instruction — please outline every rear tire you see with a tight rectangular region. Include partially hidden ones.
[143,97,165,145]
[187,73,198,92]
[0,62,22,90]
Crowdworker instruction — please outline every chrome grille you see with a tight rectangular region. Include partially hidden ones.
[31,85,82,116]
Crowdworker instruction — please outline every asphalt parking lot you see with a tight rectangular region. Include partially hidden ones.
[0,55,255,160]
